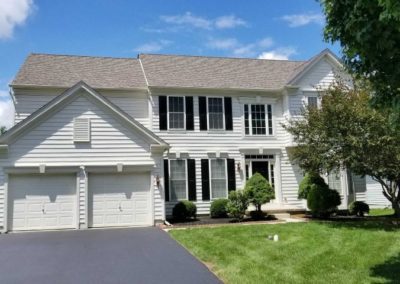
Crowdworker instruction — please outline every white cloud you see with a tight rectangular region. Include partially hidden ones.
[160,12,247,30]
[258,47,297,60]
[0,0,35,39]
[133,40,172,53]
[208,37,274,58]
[161,12,212,30]
[215,15,247,29]
[281,13,324,27]
[0,91,14,129]
[207,38,239,50]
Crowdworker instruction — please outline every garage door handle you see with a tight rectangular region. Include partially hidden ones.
[118,203,122,211]
[42,205,45,214]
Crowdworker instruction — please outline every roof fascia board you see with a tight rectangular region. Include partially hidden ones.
[10,84,148,92]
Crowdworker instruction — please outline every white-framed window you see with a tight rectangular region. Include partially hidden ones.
[307,96,318,108]
[209,158,228,199]
[169,159,188,201]
[208,97,225,130]
[244,104,273,135]
[168,96,185,130]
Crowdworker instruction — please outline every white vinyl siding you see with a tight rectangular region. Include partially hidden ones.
[168,96,185,130]
[244,104,273,135]
[210,159,227,199]
[208,97,224,130]
[169,160,187,201]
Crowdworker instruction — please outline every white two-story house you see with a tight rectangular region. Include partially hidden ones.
[0,49,389,232]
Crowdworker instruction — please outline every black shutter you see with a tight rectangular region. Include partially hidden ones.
[199,96,208,131]
[227,159,236,192]
[201,159,210,200]
[187,159,196,201]
[164,159,170,201]
[186,97,194,131]
[224,97,233,131]
[159,96,167,130]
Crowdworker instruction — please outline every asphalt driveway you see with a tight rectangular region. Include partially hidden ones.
[0,227,221,284]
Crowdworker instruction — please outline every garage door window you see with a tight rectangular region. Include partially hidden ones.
[169,160,187,201]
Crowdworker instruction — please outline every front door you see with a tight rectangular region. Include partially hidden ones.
[251,161,270,181]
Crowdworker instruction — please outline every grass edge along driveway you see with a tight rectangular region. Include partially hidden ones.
[170,221,400,284]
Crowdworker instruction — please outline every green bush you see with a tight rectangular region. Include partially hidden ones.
[349,201,370,217]
[226,190,250,221]
[210,199,229,218]
[249,210,267,220]
[244,173,275,212]
[172,201,197,221]
[307,184,341,218]
[299,172,327,199]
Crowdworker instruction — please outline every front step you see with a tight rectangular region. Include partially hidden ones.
[270,213,291,220]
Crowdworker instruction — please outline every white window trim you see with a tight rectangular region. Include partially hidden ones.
[167,96,186,131]
[244,104,274,136]
[209,158,228,200]
[168,159,189,201]
[207,96,225,131]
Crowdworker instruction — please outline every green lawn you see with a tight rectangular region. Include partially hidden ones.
[170,222,400,284]
[369,208,395,217]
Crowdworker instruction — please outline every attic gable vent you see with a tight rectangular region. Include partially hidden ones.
[73,118,91,142]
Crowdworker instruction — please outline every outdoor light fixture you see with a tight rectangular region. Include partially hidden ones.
[237,162,241,172]
[155,175,160,187]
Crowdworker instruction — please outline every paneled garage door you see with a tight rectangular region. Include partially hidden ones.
[8,174,77,231]
[88,173,152,227]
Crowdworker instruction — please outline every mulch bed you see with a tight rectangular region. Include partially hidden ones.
[163,215,280,228]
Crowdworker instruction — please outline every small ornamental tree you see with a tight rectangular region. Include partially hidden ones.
[298,172,328,200]
[226,190,249,221]
[244,173,275,213]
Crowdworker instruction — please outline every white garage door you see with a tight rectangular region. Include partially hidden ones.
[8,174,76,231]
[88,173,152,228]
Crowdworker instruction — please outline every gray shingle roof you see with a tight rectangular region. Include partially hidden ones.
[139,54,307,90]
[12,53,148,89]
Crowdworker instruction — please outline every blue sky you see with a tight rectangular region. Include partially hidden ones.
[0,0,339,127]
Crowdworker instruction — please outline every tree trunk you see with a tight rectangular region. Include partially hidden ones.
[392,201,400,217]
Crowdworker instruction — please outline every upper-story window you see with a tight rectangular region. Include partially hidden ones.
[168,96,185,130]
[159,96,194,131]
[244,104,273,135]
[208,97,225,130]
[307,96,318,108]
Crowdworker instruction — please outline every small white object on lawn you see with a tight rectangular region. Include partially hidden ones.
[273,234,279,242]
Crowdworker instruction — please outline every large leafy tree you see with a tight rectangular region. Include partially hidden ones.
[0,127,6,135]
[283,82,400,216]
[321,0,400,108]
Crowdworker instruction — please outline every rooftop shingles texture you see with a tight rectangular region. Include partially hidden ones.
[139,54,307,90]
[12,54,148,89]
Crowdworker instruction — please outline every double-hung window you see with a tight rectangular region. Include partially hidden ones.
[307,96,318,108]
[244,104,273,135]
[210,159,227,199]
[168,96,185,130]
[208,97,224,130]
[169,160,187,201]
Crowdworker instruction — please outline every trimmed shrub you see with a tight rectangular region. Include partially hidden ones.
[307,184,341,218]
[349,201,370,217]
[210,199,229,218]
[172,201,197,221]
[299,172,327,199]
[226,190,250,221]
[244,173,275,212]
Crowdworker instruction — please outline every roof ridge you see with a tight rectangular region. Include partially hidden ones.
[29,53,138,60]
[139,53,306,63]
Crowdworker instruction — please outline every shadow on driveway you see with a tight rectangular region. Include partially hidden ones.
[0,227,221,284]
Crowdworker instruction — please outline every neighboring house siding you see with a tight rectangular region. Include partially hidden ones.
[0,169,4,228]
[366,176,391,208]
[297,58,339,89]
[353,175,367,203]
